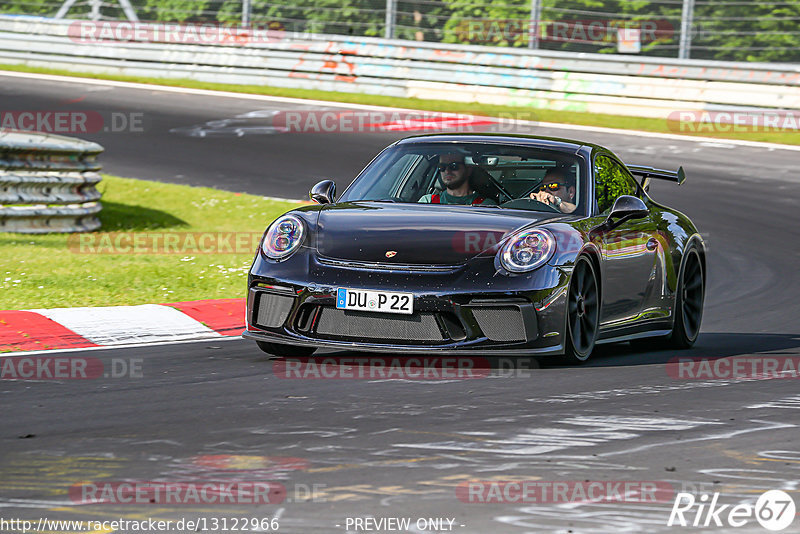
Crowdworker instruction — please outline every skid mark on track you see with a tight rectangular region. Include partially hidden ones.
[527,375,789,405]
[0,454,129,496]
[599,419,795,458]
[495,505,675,534]
[393,416,721,456]
[746,394,800,409]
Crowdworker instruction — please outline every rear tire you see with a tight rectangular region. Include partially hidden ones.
[558,256,600,365]
[668,246,704,349]
[256,341,317,357]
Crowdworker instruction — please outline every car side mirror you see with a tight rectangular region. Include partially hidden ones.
[606,195,648,224]
[310,180,336,204]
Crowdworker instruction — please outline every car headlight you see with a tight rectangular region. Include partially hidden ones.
[499,228,555,273]
[262,214,305,260]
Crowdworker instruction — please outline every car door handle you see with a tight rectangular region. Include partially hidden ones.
[646,238,658,251]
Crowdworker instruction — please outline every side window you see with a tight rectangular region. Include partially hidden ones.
[393,154,432,200]
[594,155,638,214]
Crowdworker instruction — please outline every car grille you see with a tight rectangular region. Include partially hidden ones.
[253,292,294,329]
[471,306,527,342]
[315,308,444,342]
[317,256,463,274]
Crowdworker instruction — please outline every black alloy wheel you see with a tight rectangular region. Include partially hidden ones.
[560,256,600,364]
[670,247,704,348]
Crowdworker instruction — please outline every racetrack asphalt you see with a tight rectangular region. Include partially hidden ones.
[1,72,799,533]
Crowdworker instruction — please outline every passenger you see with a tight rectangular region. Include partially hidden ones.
[530,169,577,213]
[419,153,496,205]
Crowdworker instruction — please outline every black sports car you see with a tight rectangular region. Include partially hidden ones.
[243,134,705,363]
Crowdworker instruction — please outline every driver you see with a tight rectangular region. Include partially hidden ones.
[419,153,496,205]
[530,169,577,213]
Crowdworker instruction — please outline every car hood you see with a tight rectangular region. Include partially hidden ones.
[315,201,560,265]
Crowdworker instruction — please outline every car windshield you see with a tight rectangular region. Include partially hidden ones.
[339,141,586,214]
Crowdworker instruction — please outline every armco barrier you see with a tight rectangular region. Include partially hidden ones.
[0,17,799,120]
[0,130,103,233]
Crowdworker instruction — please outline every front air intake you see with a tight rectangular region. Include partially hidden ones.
[466,300,537,342]
[253,291,294,329]
[315,308,444,342]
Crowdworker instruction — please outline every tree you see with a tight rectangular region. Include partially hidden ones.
[691,0,800,62]
[229,0,384,36]
[140,0,211,22]
[441,0,529,47]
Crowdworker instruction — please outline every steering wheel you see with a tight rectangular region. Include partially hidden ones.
[500,197,561,213]
[526,198,562,212]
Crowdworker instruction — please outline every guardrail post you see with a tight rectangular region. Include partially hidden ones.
[242,0,251,27]
[385,0,396,40]
[528,0,542,49]
[679,0,695,59]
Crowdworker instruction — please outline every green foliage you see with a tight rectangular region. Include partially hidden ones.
[440,0,680,53]
[394,1,449,42]
[228,0,385,36]
[0,0,55,16]
[593,155,636,214]
[691,0,800,62]
[442,0,528,46]
[139,0,210,23]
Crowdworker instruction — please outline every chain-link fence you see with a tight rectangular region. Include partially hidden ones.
[4,0,800,62]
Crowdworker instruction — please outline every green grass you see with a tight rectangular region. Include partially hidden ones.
[2,63,799,146]
[0,175,301,310]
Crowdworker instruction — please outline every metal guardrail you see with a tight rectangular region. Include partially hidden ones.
[0,130,103,233]
[0,17,799,121]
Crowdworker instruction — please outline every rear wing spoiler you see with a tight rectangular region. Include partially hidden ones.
[627,165,686,189]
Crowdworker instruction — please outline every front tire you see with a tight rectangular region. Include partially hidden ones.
[256,341,317,357]
[559,256,600,364]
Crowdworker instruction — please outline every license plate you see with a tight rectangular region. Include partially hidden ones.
[336,288,413,315]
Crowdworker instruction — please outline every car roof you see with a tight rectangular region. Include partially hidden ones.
[394,133,600,154]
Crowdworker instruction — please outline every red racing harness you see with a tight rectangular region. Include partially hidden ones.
[431,194,485,205]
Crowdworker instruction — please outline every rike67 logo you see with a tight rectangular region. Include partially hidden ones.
[668,490,796,531]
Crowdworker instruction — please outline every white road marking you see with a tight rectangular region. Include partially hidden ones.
[28,304,220,345]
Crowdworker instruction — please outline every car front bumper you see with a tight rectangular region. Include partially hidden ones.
[243,253,571,356]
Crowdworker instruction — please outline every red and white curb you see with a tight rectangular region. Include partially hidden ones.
[0,299,245,353]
